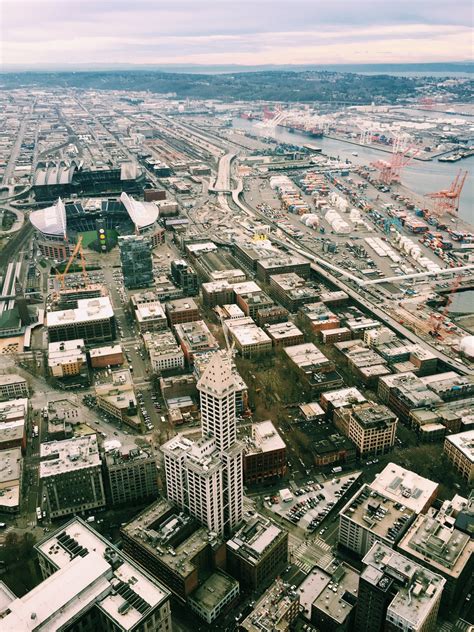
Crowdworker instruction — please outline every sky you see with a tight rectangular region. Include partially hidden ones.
[1,0,473,68]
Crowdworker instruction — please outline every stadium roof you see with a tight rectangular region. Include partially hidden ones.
[30,198,67,237]
[34,161,77,187]
[120,192,159,230]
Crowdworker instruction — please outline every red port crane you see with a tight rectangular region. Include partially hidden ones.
[426,169,468,217]
[371,145,420,185]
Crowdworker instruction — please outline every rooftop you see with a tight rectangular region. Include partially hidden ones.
[48,339,85,366]
[122,499,221,579]
[245,420,286,454]
[445,430,474,463]
[322,387,367,408]
[227,513,285,564]
[370,463,439,513]
[398,513,474,578]
[225,318,272,347]
[40,434,101,478]
[341,484,415,544]
[46,297,114,327]
[188,572,239,614]
[240,579,298,632]
[266,322,303,340]
[89,344,123,358]
[284,343,332,370]
[362,542,445,629]
[1,517,171,632]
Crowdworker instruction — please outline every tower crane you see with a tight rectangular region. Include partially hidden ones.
[55,235,88,290]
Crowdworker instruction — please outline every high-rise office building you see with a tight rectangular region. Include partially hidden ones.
[162,351,243,535]
[119,235,153,289]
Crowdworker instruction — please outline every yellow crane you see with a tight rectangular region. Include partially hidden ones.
[55,235,88,290]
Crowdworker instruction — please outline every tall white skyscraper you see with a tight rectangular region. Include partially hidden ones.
[162,351,243,536]
[197,351,237,451]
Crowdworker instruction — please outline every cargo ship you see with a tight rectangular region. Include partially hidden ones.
[277,122,323,138]
[438,148,474,162]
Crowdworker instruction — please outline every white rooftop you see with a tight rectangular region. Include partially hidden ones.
[251,420,286,452]
[40,434,101,478]
[46,297,114,327]
[370,463,439,513]
[445,430,474,463]
[0,518,170,631]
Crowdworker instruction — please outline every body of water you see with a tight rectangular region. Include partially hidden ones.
[448,290,474,314]
[232,118,473,225]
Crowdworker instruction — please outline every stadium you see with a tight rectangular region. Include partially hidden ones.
[29,192,164,261]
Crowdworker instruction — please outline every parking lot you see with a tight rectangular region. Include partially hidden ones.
[268,472,362,534]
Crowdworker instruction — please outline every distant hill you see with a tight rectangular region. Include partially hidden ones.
[0,68,471,104]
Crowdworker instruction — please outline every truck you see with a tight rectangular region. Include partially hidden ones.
[33,425,39,438]
[36,507,42,522]
[331,466,343,474]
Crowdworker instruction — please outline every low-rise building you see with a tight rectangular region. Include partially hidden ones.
[1,517,172,632]
[227,513,288,589]
[369,463,439,514]
[355,542,445,632]
[336,402,398,457]
[299,301,340,334]
[422,371,474,402]
[174,320,219,363]
[320,290,349,306]
[143,331,185,373]
[234,282,274,319]
[225,317,272,357]
[103,446,158,506]
[95,369,140,430]
[284,342,340,393]
[89,344,124,368]
[188,571,239,624]
[345,316,381,338]
[265,321,304,348]
[255,304,289,326]
[0,374,28,401]
[444,430,474,484]
[46,296,116,344]
[256,255,310,282]
[299,401,325,422]
[378,372,443,423]
[133,300,167,333]
[397,510,474,608]
[320,387,367,418]
[243,420,287,484]
[166,297,201,326]
[40,434,106,518]
[121,499,226,602]
[269,273,319,311]
[0,447,22,513]
[48,339,87,378]
[0,398,27,451]
[338,484,416,557]
[312,425,357,469]
[298,563,359,632]
[201,280,235,307]
[321,327,352,344]
[240,579,300,632]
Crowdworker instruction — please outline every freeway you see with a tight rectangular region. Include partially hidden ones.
[212,152,235,193]
[229,179,473,376]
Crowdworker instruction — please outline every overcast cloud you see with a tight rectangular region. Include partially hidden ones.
[1,0,472,67]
